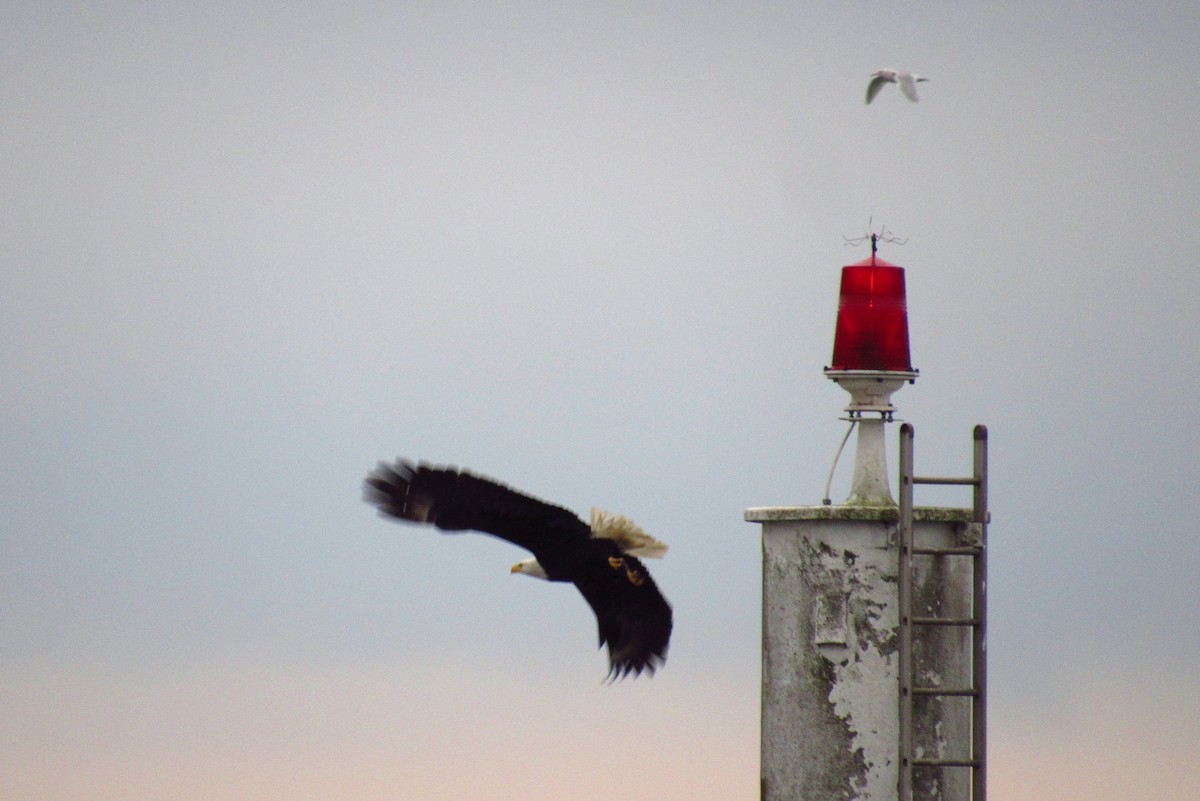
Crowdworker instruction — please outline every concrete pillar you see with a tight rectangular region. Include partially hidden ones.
[745,504,974,801]
[846,417,893,506]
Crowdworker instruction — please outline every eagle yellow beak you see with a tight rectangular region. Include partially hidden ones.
[510,563,521,574]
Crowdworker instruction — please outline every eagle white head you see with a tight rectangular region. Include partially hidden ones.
[511,558,549,580]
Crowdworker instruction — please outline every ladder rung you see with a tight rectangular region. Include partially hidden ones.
[911,546,982,556]
[912,758,980,768]
[912,616,979,627]
[913,475,979,486]
[912,687,979,697]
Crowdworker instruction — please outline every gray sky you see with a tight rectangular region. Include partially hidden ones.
[3,3,1198,798]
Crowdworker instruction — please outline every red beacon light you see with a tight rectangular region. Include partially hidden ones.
[824,251,918,418]
[829,254,913,372]
[822,242,919,506]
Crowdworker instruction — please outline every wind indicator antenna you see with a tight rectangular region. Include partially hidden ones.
[843,219,907,255]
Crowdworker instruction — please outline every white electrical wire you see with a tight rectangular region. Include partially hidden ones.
[823,419,857,505]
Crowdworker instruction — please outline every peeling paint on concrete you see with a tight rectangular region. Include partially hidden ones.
[761,516,900,800]
[810,537,899,800]
[755,507,974,801]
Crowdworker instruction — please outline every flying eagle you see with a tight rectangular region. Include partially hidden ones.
[363,460,673,679]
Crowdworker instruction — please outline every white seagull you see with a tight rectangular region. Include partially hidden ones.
[866,69,928,104]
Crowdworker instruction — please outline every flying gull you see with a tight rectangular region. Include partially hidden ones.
[866,69,928,103]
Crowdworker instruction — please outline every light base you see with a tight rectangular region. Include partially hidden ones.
[825,369,918,506]
[824,369,918,416]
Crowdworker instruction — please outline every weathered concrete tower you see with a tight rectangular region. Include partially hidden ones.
[746,247,987,801]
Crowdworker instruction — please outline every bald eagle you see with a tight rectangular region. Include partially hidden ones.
[363,460,673,679]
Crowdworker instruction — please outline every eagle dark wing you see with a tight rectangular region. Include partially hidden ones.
[571,542,673,679]
[364,459,591,558]
[363,459,673,678]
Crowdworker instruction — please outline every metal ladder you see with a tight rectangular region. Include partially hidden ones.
[898,423,988,801]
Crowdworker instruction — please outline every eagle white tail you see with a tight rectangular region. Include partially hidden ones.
[590,508,669,558]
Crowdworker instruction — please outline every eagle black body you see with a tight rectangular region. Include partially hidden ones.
[363,460,673,679]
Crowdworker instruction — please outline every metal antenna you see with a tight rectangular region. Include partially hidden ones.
[843,217,907,252]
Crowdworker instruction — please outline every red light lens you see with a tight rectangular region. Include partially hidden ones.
[829,257,913,371]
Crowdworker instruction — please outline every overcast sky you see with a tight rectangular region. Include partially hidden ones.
[3,3,1198,799]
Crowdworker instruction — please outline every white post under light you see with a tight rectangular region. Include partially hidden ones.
[826,370,917,505]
